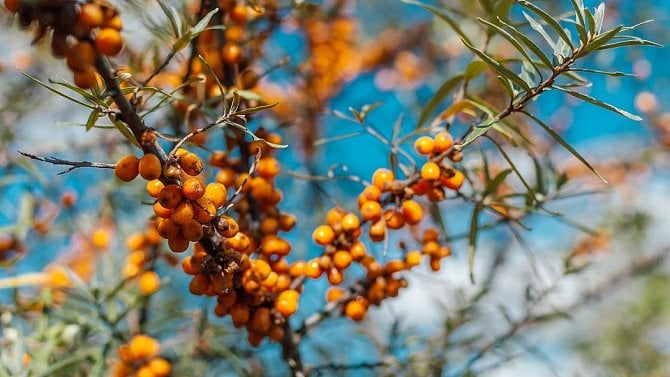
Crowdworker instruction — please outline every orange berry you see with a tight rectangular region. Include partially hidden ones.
[344,298,367,321]
[153,202,173,219]
[128,335,159,359]
[433,132,454,152]
[326,287,345,302]
[327,267,343,285]
[368,220,386,242]
[182,256,199,275]
[148,358,171,377]
[171,201,194,226]
[139,153,162,180]
[429,256,441,271]
[414,136,435,155]
[423,228,440,243]
[216,215,239,237]
[361,185,382,202]
[289,260,305,277]
[193,198,216,224]
[95,28,123,56]
[91,227,110,249]
[312,225,335,246]
[384,209,406,229]
[181,220,204,242]
[158,184,184,209]
[189,273,210,295]
[66,41,96,72]
[261,235,291,256]
[326,207,346,227]
[204,182,226,208]
[60,190,77,208]
[139,271,160,295]
[4,0,21,12]
[221,43,243,64]
[78,3,104,29]
[181,177,205,201]
[371,168,394,191]
[249,307,271,334]
[146,179,164,198]
[340,213,360,232]
[114,155,139,182]
[268,325,285,342]
[168,233,190,253]
[349,241,366,260]
[360,200,382,222]
[279,214,297,232]
[230,302,250,327]
[304,258,323,279]
[252,259,272,280]
[179,152,203,176]
[332,250,353,270]
[104,15,123,31]
[441,169,464,191]
[385,259,406,274]
[216,167,236,186]
[157,218,179,239]
[73,69,98,89]
[229,4,248,24]
[275,289,299,317]
[225,232,251,252]
[420,161,441,181]
[401,200,423,225]
[405,251,422,267]
[257,157,281,178]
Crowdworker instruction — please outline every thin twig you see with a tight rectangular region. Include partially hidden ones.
[18,151,115,174]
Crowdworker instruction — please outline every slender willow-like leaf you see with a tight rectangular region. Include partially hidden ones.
[552,86,642,121]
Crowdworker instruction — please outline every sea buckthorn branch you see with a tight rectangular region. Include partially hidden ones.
[17,151,116,175]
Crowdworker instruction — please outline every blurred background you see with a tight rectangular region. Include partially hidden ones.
[0,0,669,376]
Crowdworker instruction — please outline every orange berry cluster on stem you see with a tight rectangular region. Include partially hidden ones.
[3,0,124,88]
[113,334,171,377]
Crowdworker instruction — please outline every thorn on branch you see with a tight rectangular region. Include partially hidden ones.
[18,151,115,175]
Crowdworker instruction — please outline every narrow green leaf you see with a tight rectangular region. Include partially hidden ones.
[416,74,464,129]
[156,1,180,37]
[401,0,473,46]
[499,18,553,68]
[584,8,596,35]
[191,8,219,35]
[496,75,515,97]
[314,131,366,147]
[85,109,100,131]
[593,3,605,35]
[522,11,557,50]
[570,68,636,77]
[568,0,588,43]
[233,102,278,116]
[519,0,574,49]
[478,17,542,76]
[109,116,141,148]
[580,26,623,55]
[468,205,482,283]
[20,71,96,109]
[598,38,662,50]
[522,110,607,183]
[460,37,532,92]
[552,86,642,121]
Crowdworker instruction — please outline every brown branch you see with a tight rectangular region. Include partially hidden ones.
[18,150,115,174]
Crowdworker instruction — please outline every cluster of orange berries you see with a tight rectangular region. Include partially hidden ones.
[411,131,465,201]
[113,335,171,377]
[115,150,227,253]
[176,132,302,346]
[3,0,124,89]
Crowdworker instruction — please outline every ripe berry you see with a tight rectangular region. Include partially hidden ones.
[139,153,162,180]
[179,152,203,176]
[414,136,435,155]
[204,182,226,207]
[349,241,366,260]
[182,177,205,200]
[139,271,160,295]
[441,169,464,191]
[371,168,394,191]
[340,213,360,232]
[229,4,248,24]
[115,155,139,182]
[312,225,335,246]
[95,28,123,56]
[420,161,441,181]
[168,233,189,252]
[249,307,271,333]
[73,70,98,89]
[361,185,382,202]
[405,251,422,267]
[332,250,353,270]
[66,41,96,71]
[158,184,184,209]
[275,289,299,317]
[326,287,345,302]
[384,209,406,229]
[230,302,250,327]
[4,0,21,12]
[401,200,423,225]
[78,3,104,29]
[360,200,382,222]
[128,335,159,359]
[148,358,172,377]
[221,43,242,64]
[344,298,367,321]
[189,273,210,295]
[304,258,323,278]
[433,132,454,152]
[369,220,386,242]
[257,157,280,178]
